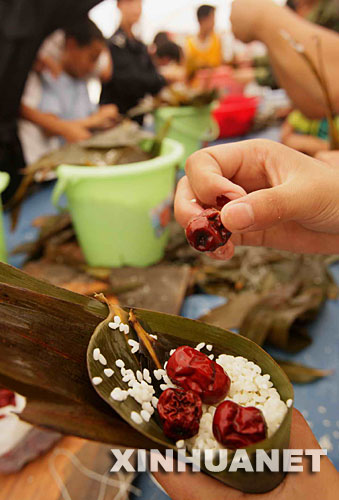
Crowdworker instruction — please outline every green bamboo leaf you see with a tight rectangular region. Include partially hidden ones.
[274,359,334,384]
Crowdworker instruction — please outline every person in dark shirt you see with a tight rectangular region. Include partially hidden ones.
[100,0,166,122]
[0,0,101,203]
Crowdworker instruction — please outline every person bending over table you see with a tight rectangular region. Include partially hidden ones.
[281,109,339,157]
[19,18,118,166]
[0,0,102,203]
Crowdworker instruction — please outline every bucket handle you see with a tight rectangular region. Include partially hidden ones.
[201,118,220,142]
[0,172,10,194]
[51,177,69,211]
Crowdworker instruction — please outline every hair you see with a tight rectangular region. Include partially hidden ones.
[64,17,105,46]
[153,32,170,49]
[156,41,182,63]
[197,4,215,22]
[286,0,297,11]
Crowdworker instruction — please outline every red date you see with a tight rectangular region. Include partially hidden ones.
[157,388,202,441]
[185,208,231,252]
[0,389,15,409]
[0,389,16,420]
[167,346,231,405]
[213,400,267,449]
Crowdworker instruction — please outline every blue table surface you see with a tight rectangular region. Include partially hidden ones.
[2,126,338,500]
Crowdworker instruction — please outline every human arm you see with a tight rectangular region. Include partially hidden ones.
[33,55,62,79]
[315,150,339,167]
[20,104,91,142]
[230,0,339,118]
[281,119,329,156]
[20,101,118,141]
[71,105,119,130]
[154,409,339,500]
[174,139,339,257]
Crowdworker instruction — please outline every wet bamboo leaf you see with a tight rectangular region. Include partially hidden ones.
[274,359,334,383]
[199,291,261,330]
[240,285,324,350]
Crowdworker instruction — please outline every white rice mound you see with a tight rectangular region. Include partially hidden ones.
[183,354,288,451]
[94,337,290,449]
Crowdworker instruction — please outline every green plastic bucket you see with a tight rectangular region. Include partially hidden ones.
[154,105,219,169]
[0,172,9,263]
[52,138,183,268]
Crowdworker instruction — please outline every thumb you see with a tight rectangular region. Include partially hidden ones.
[220,183,302,233]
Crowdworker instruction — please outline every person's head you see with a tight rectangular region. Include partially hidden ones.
[197,5,216,36]
[155,41,183,66]
[63,18,105,78]
[117,0,142,27]
[153,32,170,49]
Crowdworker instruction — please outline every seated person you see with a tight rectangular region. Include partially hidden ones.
[154,41,186,84]
[155,41,183,67]
[185,4,223,80]
[150,31,171,54]
[100,0,167,122]
[281,109,339,156]
[19,18,118,165]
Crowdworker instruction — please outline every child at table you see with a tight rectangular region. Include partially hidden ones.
[19,17,118,165]
[281,109,339,157]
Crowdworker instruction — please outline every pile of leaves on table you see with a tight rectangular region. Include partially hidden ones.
[12,214,338,384]
[21,119,157,184]
[9,119,168,229]
[128,83,218,118]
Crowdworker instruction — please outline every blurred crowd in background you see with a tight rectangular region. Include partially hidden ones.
[1,0,339,202]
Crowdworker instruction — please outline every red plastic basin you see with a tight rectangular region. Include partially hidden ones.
[213,95,259,139]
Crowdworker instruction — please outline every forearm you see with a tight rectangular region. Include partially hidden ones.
[70,116,96,129]
[256,2,339,118]
[20,104,67,137]
[282,132,329,156]
[20,104,91,142]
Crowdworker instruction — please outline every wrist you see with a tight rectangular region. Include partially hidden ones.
[83,114,97,129]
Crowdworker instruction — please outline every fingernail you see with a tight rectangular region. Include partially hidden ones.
[222,203,254,230]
